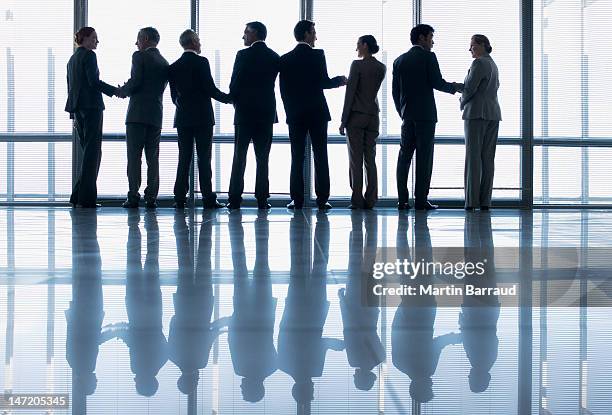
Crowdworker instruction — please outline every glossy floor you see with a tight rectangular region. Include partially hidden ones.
[0,207,611,414]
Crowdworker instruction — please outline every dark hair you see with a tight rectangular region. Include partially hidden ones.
[294,20,315,42]
[246,21,267,41]
[179,29,198,48]
[358,35,380,54]
[410,24,434,45]
[75,26,95,45]
[472,34,492,53]
[139,27,160,45]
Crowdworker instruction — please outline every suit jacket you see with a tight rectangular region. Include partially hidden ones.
[392,46,455,122]
[168,51,230,128]
[341,57,386,125]
[229,41,280,125]
[121,48,169,128]
[460,55,502,121]
[65,47,117,114]
[279,43,344,125]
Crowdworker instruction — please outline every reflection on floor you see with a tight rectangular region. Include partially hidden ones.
[0,207,611,414]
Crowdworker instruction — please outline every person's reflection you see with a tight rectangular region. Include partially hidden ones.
[339,210,384,391]
[392,212,461,403]
[113,210,168,397]
[228,211,278,403]
[461,212,500,393]
[278,212,344,410]
[66,210,112,413]
[168,211,229,395]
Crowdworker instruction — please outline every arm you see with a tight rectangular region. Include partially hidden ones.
[319,50,345,89]
[119,51,145,97]
[340,61,360,126]
[392,60,402,117]
[460,59,486,109]
[84,51,118,97]
[228,51,243,100]
[427,52,456,94]
[198,57,231,104]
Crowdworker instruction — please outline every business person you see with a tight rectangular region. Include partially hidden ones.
[392,24,460,210]
[460,34,502,211]
[280,20,347,210]
[169,29,232,209]
[65,27,120,208]
[340,35,386,209]
[227,22,280,210]
[118,27,169,209]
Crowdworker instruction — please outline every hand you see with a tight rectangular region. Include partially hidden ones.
[339,75,348,86]
[115,85,127,99]
[339,124,346,136]
[453,82,464,93]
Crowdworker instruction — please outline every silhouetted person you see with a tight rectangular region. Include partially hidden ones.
[227,22,280,210]
[461,212,500,393]
[278,212,344,412]
[66,210,114,413]
[169,29,232,209]
[339,211,384,391]
[392,24,460,211]
[65,27,121,208]
[392,212,461,403]
[460,34,501,211]
[340,35,386,209]
[118,27,169,209]
[228,211,278,402]
[168,211,229,395]
[280,20,347,210]
[115,210,168,397]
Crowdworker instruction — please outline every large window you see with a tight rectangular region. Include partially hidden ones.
[534,0,612,204]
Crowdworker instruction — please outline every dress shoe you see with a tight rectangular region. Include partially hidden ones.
[145,200,157,209]
[347,204,361,210]
[173,201,186,209]
[415,201,438,211]
[480,206,490,211]
[78,203,101,208]
[318,202,332,210]
[286,200,303,210]
[465,206,475,211]
[122,200,139,209]
[226,202,241,210]
[203,200,226,209]
[258,202,272,210]
[397,202,411,210]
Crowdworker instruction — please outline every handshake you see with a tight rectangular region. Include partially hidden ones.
[452,82,464,93]
[114,84,128,99]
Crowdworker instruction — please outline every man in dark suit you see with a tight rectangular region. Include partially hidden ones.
[168,29,232,209]
[227,22,280,210]
[392,24,460,210]
[118,27,169,209]
[280,20,347,210]
[65,27,120,208]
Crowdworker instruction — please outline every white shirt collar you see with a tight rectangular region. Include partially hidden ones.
[251,40,265,46]
[184,49,198,55]
[298,41,312,48]
[411,44,424,50]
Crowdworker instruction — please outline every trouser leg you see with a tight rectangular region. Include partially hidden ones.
[309,121,330,204]
[252,123,273,202]
[480,120,499,207]
[363,114,379,208]
[228,124,252,204]
[413,121,436,205]
[174,127,194,203]
[143,125,160,202]
[126,123,146,203]
[194,125,216,203]
[396,120,416,204]
[288,123,308,205]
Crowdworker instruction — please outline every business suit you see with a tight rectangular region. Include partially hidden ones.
[121,47,169,204]
[65,46,117,206]
[461,54,502,208]
[228,41,280,205]
[169,51,231,206]
[392,45,456,207]
[341,57,386,208]
[280,43,344,206]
